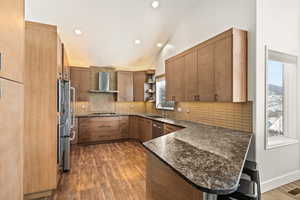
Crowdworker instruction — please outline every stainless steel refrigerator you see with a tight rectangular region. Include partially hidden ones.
[57,80,75,172]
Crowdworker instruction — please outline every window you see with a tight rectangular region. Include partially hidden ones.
[156,78,175,110]
[265,47,298,149]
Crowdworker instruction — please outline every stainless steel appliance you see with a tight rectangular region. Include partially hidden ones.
[152,121,164,139]
[57,80,76,172]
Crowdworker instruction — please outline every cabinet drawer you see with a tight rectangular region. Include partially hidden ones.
[78,117,120,143]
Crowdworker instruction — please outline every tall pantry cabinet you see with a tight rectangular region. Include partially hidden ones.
[0,0,25,199]
[24,22,60,199]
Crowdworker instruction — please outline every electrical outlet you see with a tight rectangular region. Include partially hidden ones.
[186,108,190,114]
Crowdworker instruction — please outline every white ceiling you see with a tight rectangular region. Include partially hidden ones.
[25,0,200,68]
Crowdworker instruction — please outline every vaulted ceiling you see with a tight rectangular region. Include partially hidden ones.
[25,0,200,68]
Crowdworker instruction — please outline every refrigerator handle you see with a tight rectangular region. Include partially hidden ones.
[70,87,76,128]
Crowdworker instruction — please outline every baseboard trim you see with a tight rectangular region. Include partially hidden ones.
[261,170,300,193]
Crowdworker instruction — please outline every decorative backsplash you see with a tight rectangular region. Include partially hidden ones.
[146,102,253,132]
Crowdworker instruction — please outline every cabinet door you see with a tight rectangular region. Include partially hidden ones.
[133,71,146,101]
[78,117,120,143]
[143,119,153,142]
[57,37,63,79]
[62,44,70,80]
[70,67,90,101]
[173,56,185,102]
[197,45,215,101]
[165,61,174,101]
[24,22,58,195]
[184,51,198,101]
[0,0,24,83]
[129,116,139,139]
[117,71,133,102]
[119,116,129,138]
[214,36,233,102]
[0,79,23,200]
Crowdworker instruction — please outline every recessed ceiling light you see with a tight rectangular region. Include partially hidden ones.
[74,29,82,35]
[134,39,141,45]
[157,43,163,47]
[152,0,160,8]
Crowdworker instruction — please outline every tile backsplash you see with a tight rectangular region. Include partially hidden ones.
[146,102,252,132]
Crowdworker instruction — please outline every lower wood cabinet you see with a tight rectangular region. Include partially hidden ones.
[78,117,120,143]
[140,118,153,142]
[119,116,129,138]
[77,116,183,144]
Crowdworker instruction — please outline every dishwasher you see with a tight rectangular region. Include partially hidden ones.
[152,121,164,139]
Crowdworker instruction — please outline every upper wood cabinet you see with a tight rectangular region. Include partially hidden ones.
[0,78,23,200]
[184,50,198,101]
[0,0,24,83]
[117,71,134,102]
[62,44,70,80]
[70,67,90,101]
[166,28,247,103]
[24,21,58,197]
[197,44,215,101]
[57,37,63,79]
[133,71,147,101]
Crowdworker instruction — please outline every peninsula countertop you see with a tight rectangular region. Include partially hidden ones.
[75,112,252,195]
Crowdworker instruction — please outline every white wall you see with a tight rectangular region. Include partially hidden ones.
[155,0,256,159]
[256,0,300,192]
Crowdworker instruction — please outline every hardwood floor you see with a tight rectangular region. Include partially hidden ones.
[52,142,146,200]
[51,141,300,200]
[263,180,300,200]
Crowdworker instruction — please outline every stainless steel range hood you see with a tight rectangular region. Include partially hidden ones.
[89,72,119,93]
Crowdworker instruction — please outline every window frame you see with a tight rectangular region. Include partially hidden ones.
[155,75,175,111]
[264,46,299,150]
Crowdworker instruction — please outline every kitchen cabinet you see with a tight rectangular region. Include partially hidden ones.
[117,71,134,102]
[70,67,90,101]
[129,116,138,139]
[78,117,121,143]
[184,50,198,101]
[133,71,147,101]
[197,44,215,101]
[140,118,153,142]
[62,44,70,80]
[57,37,63,79]
[214,36,233,101]
[24,22,59,198]
[0,0,24,83]
[166,57,185,102]
[0,78,23,200]
[165,28,247,103]
[119,116,129,138]
[164,124,183,134]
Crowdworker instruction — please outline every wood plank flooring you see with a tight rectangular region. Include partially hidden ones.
[52,142,146,200]
[51,141,300,200]
[263,180,300,200]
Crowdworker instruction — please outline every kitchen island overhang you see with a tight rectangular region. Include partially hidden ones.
[143,120,253,199]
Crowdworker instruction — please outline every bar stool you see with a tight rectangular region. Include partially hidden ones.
[218,160,261,200]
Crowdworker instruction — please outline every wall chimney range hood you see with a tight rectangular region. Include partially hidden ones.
[89,72,119,93]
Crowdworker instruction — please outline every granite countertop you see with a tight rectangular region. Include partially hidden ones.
[75,112,252,195]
